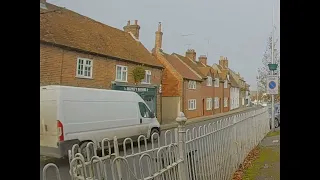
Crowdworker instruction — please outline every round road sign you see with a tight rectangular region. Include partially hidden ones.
[269,81,276,89]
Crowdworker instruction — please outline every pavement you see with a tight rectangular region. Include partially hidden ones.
[40,106,259,180]
[243,128,280,180]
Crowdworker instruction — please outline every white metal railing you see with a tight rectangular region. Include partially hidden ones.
[42,107,269,180]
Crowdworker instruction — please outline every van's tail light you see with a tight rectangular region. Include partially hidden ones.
[57,120,64,141]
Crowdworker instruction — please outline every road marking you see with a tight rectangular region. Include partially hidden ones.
[272,140,279,143]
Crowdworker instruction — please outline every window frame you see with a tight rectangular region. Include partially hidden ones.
[206,98,212,110]
[188,99,197,110]
[188,81,196,89]
[141,70,152,84]
[214,97,220,109]
[115,65,128,82]
[206,76,212,86]
[76,57,93,79]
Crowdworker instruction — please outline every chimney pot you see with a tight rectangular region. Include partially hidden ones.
[123,20,140,40]
[199,55,207,65]
[186,49,196,61]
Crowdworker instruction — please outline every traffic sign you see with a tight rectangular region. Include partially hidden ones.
[267,75,278,95]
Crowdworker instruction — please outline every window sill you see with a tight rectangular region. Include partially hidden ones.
[206,109,212,111]
[188,109,196,111]
[141,82,151,85]
[76,76,93,79]
[115,79,128,83]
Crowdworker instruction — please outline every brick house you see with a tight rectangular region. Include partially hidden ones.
[152,23,205,122]
[234,73,247,108]
[229,70,241,110]
[211,64,226,114]
[245,83,251,105]
[197,65,217,116]
[40,2,164,120]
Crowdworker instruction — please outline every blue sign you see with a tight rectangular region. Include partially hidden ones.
[269,81,276,89]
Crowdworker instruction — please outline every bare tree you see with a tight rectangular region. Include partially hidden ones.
[257,33,280,99]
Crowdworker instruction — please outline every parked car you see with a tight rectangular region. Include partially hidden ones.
[40,85,160,158]
[268,103,280,129]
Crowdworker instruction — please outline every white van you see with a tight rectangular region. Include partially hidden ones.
[40,85,160,158]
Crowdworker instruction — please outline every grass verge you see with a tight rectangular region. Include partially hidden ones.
[243,146,280,180]
[266,131,280,137]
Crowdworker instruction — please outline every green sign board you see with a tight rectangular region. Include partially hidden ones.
[112,84,156,97]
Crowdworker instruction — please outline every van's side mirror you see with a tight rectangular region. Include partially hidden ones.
[149,112,155,118]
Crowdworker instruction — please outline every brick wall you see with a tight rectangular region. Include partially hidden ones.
[153,52,183,97]
[223,83,231,112]
[200,79,214,116]
[214,82,224,114]
[183,80,203,119]
[40,43,163,120]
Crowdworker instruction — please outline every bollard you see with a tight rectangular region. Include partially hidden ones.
[176,112,188,180]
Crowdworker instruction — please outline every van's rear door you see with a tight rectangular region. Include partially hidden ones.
[40,87,59,148]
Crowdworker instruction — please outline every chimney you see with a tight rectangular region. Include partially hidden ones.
[219,56,228,69]
[155,22,163,51]
[198,55,207,65]
[123,20,141,40]
[186,49,196,61]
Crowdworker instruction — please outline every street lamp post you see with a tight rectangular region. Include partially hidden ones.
[269,4,277,132]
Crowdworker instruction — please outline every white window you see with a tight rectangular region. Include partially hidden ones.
[206,76,212,86]
[141,70,151,84]
[242,98,245,105]
[214,78,219,87]
[224,97,228,107]
[214,97,220,109]
[224,80,228,88]
[76,58,93,78]
[206,98,212,110]
[188,99,197,110]
[188,81,196,89]
[116,65,128,82]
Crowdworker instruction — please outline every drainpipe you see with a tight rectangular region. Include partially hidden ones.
[159,69,163,125]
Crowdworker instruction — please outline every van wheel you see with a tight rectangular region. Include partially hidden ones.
[79,141,94,160]
[150,128,160,142]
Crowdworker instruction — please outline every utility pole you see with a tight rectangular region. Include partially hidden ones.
[271,4,275,132]
[256,75,259,105]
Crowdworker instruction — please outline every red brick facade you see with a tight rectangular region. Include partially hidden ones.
[40,43,163,120]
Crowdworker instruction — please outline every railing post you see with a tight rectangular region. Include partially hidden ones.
[176,112,188,180]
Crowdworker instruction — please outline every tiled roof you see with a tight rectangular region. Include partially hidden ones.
[40,3,162,68]
[198,67,211,77]
[161,53,202,81]
[173,53,206,78]
[229,70,242,88]
[212,64,222,73]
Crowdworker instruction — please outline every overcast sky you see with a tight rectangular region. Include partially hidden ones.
[48,0,280,90]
